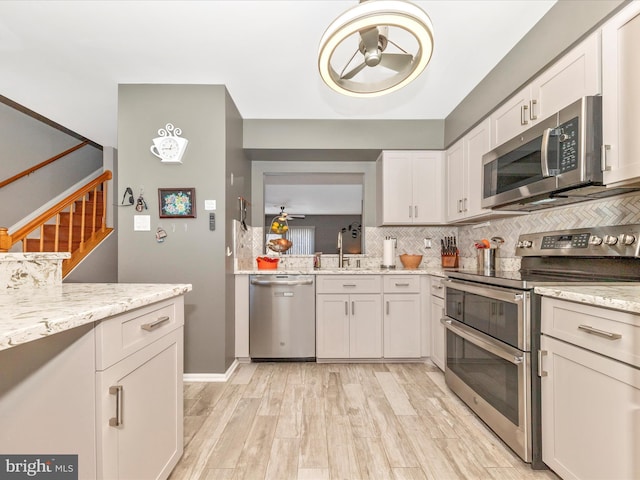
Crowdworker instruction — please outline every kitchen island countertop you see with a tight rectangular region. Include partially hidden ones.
[535,284,640,314]
[0,283,192,352]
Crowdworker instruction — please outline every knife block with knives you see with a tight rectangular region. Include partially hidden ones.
[441,236,459,268]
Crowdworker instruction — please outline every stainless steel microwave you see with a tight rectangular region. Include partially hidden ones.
[481,96,615,211]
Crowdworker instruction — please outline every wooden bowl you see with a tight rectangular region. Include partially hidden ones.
[400,254,423,269]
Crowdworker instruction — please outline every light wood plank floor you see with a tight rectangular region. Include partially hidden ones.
[170,362,559,480]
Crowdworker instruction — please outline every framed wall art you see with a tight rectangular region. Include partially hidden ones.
[158,188,196,218]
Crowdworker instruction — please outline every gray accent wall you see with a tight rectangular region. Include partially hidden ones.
[117,84,249,375]
[0,101,103,227]
[244,119,444,161]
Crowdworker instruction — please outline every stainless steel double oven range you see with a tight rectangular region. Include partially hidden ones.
[442,224,640,469]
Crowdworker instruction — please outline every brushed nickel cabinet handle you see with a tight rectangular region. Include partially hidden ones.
[345,301,348,316]
[521,104,529,125]
[601,144,611,171]
[141,315,170,331]
[463,198,467,212]
[409,205,413,218]
[538,350,547,377]
[395,283,410,287]
[530,99,538,120]
[386,301,390,315]
[352,301,355,316]
[343,284,357,287]
[109,385,123,427]
[578,324,621,340]
[414,205,418,218]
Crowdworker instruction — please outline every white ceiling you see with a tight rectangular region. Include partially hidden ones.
[0,1,555,147]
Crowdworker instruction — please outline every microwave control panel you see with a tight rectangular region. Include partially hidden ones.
[557,116,578,174]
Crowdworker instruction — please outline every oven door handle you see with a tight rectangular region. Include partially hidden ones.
[443,279,527,305]
[441,318,525,365]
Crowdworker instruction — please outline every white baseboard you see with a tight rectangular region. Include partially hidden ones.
[183,359,239,382]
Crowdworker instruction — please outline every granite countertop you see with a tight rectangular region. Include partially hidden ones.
[535,284,640,314]
[0,283,192,352]
[236,267,449,277]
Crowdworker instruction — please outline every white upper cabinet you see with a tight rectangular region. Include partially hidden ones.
[446,118,491,222]
[376,150,445,225]
[491,31,601,149]
[602,1,640,187]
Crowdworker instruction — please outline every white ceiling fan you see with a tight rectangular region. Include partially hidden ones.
[318,0,434,97]
[339,25,412,80]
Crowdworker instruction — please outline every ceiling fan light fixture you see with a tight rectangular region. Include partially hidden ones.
[318,0,434,97]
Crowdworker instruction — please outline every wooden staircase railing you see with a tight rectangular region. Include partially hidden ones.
[0,141,90,189]
[0,170,113,277]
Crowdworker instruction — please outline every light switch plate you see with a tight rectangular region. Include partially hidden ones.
[134,215,151,231]
[204,200,216,211]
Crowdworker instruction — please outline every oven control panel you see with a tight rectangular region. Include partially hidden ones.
[516,225,640,257]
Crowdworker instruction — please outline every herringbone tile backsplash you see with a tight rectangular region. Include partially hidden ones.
[238,192,640,269]
[457,192,640,258]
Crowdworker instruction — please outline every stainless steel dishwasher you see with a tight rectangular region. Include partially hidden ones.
[249,274,316,361]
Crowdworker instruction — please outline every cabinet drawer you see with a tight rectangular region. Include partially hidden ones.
[383,275,420,293]
[316,275,381,294]
[430,276,445,299]
[542,297,640,368]
[96,297,184,370]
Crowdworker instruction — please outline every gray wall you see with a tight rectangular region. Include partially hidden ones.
[0,101,103,227]
[117,84,249,374]
[244,119,444,161]
[224,90,250,371]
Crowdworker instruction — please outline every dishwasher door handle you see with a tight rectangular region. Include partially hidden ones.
[250,277,314,286]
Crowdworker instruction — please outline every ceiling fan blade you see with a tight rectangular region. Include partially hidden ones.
[341,62,367,80]
[379,53,414,72]
[359,27,379,53]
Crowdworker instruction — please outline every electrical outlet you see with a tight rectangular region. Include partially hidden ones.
[424,238,432,249]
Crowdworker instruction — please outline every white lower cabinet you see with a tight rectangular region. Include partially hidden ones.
[316,275,382,359]
[316,293,382,359]
[540,297,640,480]
[317,274,427,360]
[429,276,445,370]
[96,297,184,480]
[383,276,421,358]
[0,295,186,480]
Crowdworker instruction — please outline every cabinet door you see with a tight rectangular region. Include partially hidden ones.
[412,151,445,224]
[350,294,382,358]
[430,296,445,370]
[445,139,465,222]
[532,31,601,123]
[316,294,350,358]
[490,86,531,148]
[377,151,413,224]
[463,118,491,219]
[96,328,183,480]
[602,2,640,186]
[383,294,421,358]
[541,335,640,480]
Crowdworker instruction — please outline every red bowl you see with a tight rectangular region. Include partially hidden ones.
[256,256,279,270]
